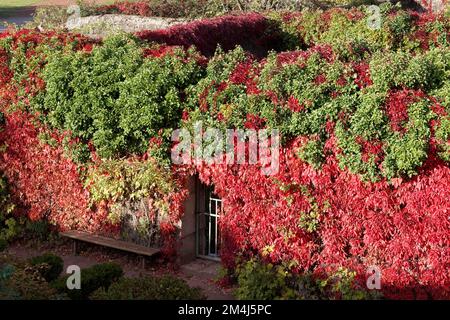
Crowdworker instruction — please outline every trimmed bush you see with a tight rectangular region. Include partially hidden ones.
[90,275,205,300]
[54,263,123,300]
[29,253,63,282]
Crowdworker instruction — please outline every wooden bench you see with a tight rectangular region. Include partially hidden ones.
[60,230,161,269]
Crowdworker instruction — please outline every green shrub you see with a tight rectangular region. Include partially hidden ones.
[24,220,51,241]
[298,138,325,170]
[235,258,299,300]
[0,175,17,244]
[314,267,382,300]
[186,26,449,181]
[80,0,305,19]
[54,262,123,300]
[0,239,7,252]
[24,6,69,30]
[29,253,64,282]
[0,264,59,300]
[0,264,15,281]
[436,117,450,162]
[90,275,205,300]
[33,34,204,159]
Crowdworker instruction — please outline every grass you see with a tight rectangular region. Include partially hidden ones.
[0,0,41,8]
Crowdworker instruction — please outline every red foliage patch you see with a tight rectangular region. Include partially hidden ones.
[0,111,109,232]
[353,62,373,89]
[244,113,266,129]
[137,13,281,57]
[196,137,450,299]
[287,96,304,112]
[385,89,426,132]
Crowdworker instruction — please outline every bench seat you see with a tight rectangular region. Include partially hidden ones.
[60,230,160,268]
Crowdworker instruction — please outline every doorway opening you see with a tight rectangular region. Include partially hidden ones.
[196,183,222,261]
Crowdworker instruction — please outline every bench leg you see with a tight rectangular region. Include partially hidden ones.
[72,240,78,256]
[141,256,146,269]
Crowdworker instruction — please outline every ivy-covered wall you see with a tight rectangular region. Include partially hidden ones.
[0,4,449,298]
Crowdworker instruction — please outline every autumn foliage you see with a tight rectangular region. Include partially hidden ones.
[137,13,284,56]
[0,5,449,299]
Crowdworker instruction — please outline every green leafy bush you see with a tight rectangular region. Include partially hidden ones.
[29,253,64,282]
[34,34,204,159]
[24,6,69,30]
[54,262,123,300]
[0,239,7,252]
[314,267,382,300]
[90,275,205,300]
[187,27,449,181]
[0,176,17,245]
[81,0,306,19]
[235,258,299,300]
[234,258,381,300]
[436,117,450,162]
[24,220,51,241]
